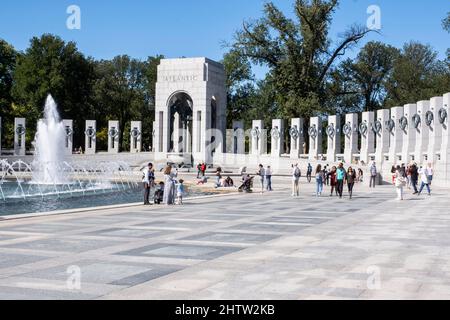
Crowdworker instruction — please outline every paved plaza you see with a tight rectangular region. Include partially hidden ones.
[0,178,450,300]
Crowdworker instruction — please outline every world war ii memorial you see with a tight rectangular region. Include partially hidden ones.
[1,0,450,307]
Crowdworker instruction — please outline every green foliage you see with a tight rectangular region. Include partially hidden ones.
[384,42,449,107]
[332,41,399,112]
[11,34,96,148]
[229,0,371,119]
[443,12,450,33]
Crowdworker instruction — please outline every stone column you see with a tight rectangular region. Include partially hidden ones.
[308,117,322,161]
[85,120,97,155]
[62,119,73,155]
[326,115,341,162]
[375,109,390,163]
[251,120,266,156]
[401,104,417,164]
[289,118,304,159]
[414,101,430,165]
[14,118,26,156]
[232,120,245,154]
[440,93,450,185]
[271,119,285,157]
[388,107,403,164]
[360,112,375,164]
[108,120,120,154]
[428,96,444,164]
[173,112,180,153]
[343,114,358,164]
[129,121,142,153]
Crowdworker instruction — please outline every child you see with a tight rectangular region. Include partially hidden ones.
[154,182,164,204]
[176,179,185,205]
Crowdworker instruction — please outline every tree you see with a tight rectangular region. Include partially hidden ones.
[12,34,95,148]
[0,39,18,147]
[92,55,150,150]
[222,49,255,127]
[332,41,399,112]
[443,12,450,32]
[384,42,449,106]
[443,12,450,67]
[229,0,372,119]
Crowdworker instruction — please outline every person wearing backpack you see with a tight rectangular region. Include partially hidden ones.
[292,164,301,197]
[315,164,325,196]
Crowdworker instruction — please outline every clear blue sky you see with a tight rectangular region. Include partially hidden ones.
[1,0,449,78]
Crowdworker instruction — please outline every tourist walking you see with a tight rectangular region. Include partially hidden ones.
[196,163,202,178]
[163,165,176,205]
[329,166,338,196]
[201,163,207,177]
[410,163,419,194]
[336,163,346,199]
[306,163,313,183]
[346,167,357,199]
[426,163,434,186]
[265,165,273,191]
[315,164,325,197]
[418,166,431,196]
[369,162,377,188]
[142,162,155,205]
[257,164,265,193]
[394,165,407,200]
[292,164,301,197]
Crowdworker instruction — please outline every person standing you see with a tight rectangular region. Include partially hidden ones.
[265,165,273,191]
[215,167,222,188]
[257,164,265,193]
[426,163,434,186]
[201,163,206,177]
[336,163,346,199]
[196,163,202,178]
[410,163,419,194]
[329,166,338,196]
[163,165,176,205]
[306,163,313,183]
[142,163,155,205]
[346,167,357,199]
[176,179,185,205]
[418,166,431,196]
[292,164,301,197]
[394,165,406,200]
[369,162,377,188]
[315,164,324,197]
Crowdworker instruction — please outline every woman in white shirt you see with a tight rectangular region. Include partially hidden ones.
[418,166,431,196]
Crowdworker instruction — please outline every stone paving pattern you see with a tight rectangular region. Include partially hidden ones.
[0,179,450,300]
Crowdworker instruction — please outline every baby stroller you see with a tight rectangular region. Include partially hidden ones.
[238,176,254,193]
[154,183,164,204]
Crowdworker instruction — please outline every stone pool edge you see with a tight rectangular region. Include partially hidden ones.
[0,192,241,221]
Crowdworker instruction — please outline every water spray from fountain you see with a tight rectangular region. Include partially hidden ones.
[32,95,67,185]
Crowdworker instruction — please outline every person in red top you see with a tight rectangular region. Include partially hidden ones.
[201,163,206,177]
[329,166,338,197]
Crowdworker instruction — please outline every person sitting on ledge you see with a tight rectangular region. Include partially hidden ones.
[197,176,208,185]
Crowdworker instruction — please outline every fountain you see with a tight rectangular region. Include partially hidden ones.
[0,95,139,215]
[32,95,67,184]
